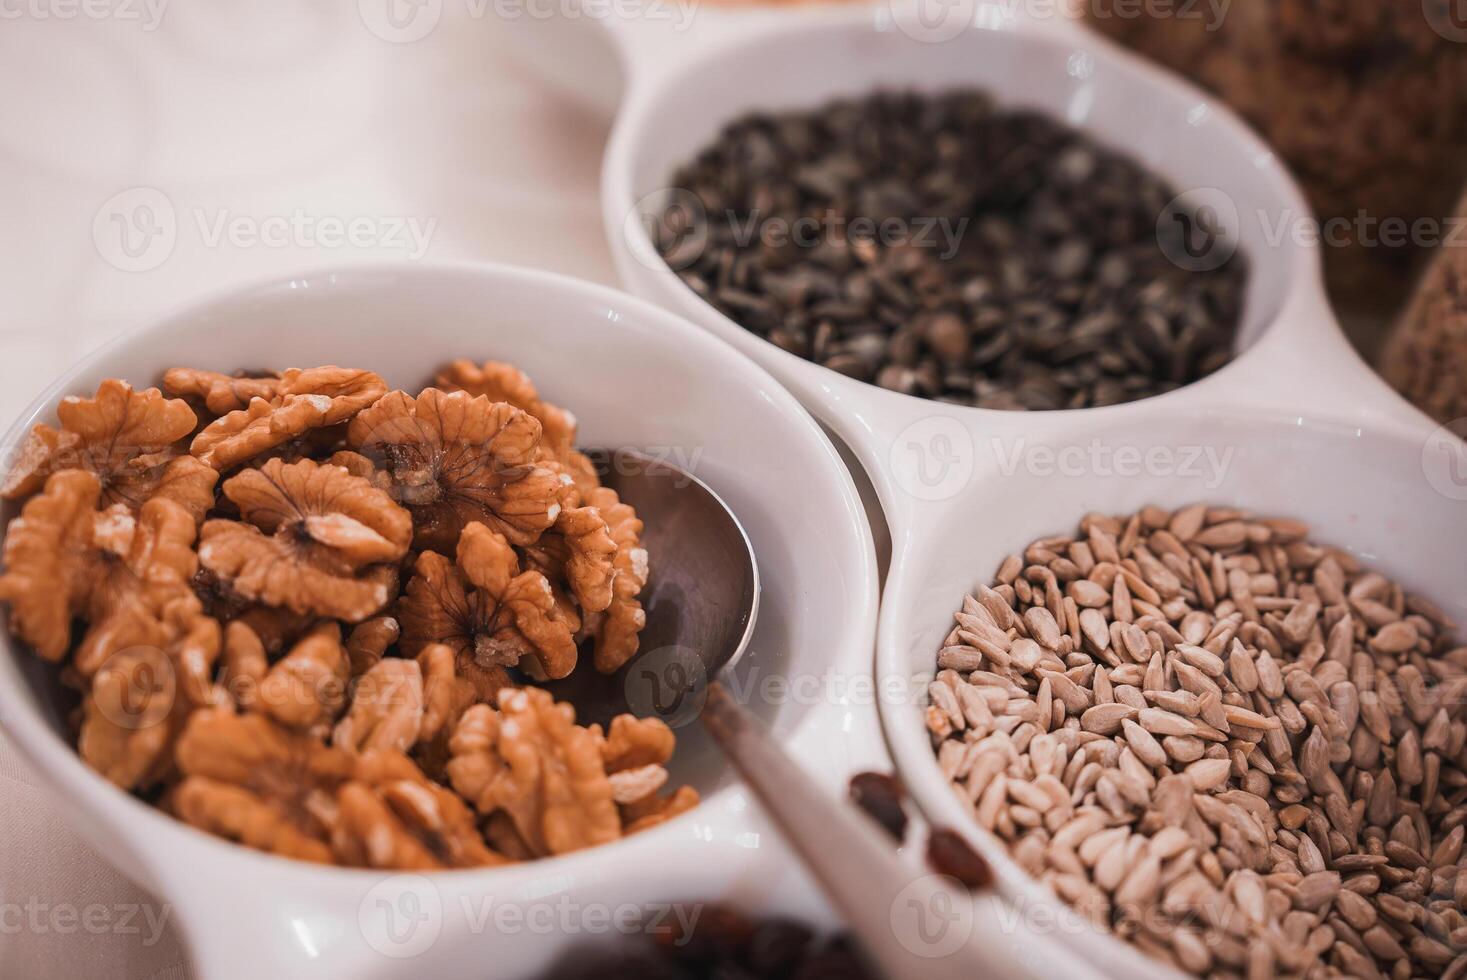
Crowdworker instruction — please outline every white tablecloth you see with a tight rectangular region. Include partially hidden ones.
[0,5,614,976]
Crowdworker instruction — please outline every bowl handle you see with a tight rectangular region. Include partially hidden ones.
[506,1,816,120]
[798,377,1095,553]
[1222,277,1437,439]
[169,891,369,979]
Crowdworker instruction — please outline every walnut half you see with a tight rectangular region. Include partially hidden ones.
[446,688,698,858]
[198,458,409,622]
[0,358,693,870]
[347,388,563,552]
[398,523,577,700]
[0,379,197,508]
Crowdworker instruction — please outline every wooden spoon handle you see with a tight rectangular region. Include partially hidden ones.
[700,680,1037,980]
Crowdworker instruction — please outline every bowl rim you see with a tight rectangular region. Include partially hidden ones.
[0,258,882,888]
[876,408,1457,979]
[592,10,1452,978]
[600,10,1342,441]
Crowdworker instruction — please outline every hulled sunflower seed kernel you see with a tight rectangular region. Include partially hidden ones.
[928,505,1465,979]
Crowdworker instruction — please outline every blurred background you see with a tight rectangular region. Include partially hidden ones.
[0,5,612,976]
[2,1,1466,976]
[0,1,615,422]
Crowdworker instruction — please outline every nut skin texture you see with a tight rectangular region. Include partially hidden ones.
[521,505,617,616]
[220,619,268,710]
[446,689,697,857]
[189,398,289,472]
[85,496,200,628]
[173,708,358,863]
[586,487,649,673]
[0,475,203,676]
[412,642,479,782]
[344,615,400,677]
[347,388,563,552]
[174,708,514,870]
[163,367,283,416]
[458,521,577,680]
[431,360,602,502]
[254,622,350,735]
[620,785,700,835]
[332,657,424,754]
[149,456,220,525]
[200,517,399,623]
[0,469,104,660]
[398,526,577,697]
[188,367,387,471]
[398,550,516,702]
[597,715,695,833]
[79,610,223,791]
[416,642,475,742]
[227,605,315,657]
[447,692,622,857]
[434,359,578,458]
[334,750,510,869]
[224,457,412,565]
[197,459,409,622]
[0,379,197,507]
[600,714,677,773]
[0,360,691,869]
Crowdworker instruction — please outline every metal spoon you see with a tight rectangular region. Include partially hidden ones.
[542,449,759,728]
[550,451,1090,980]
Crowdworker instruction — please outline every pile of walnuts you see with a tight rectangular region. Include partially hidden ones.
[0,360,697,868]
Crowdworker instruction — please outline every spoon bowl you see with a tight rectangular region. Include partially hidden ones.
[546,448,760,730]
[579,453,1102,980]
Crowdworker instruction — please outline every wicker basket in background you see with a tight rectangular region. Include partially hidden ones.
[1087,0,1467,360]
[1383,184,1467,425]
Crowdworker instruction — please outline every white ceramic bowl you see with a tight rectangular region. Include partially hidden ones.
[878,412,1467,980]
[0,263,884,980]
[601,9,1347,430]
[584,8,1467,979]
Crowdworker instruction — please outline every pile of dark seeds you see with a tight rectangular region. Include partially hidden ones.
[543,907,876,980]
[657,90,1249,410]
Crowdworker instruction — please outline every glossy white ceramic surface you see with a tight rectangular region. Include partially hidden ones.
[581,6,1459,978]
[7,3,1462,977]
[871,410,1463,980]
[0,262,884,980]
